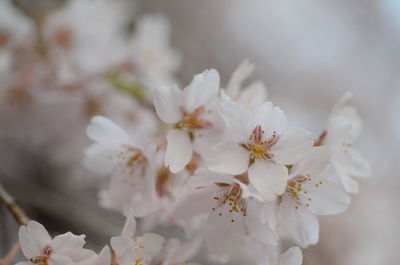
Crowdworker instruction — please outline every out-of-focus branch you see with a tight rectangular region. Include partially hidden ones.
[0,241,20,265]
[0,182,29,226]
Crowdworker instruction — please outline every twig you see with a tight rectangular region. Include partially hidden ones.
[0,182,29,226]
[0,241,20,265]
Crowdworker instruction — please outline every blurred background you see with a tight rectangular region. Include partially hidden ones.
[1,0,399,264]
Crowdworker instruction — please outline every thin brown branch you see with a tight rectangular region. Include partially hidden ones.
[0,241,21,265]
[0,182,29,225]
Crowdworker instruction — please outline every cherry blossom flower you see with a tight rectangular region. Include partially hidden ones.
[262,147,350,248]
[43,0,130,85]
[127,14,181,89]
[17,221,95,265]
[314,91,371,193]
[111,214,165,265]
[207,100,313,201]
[85,116,158,216]
[173,168,277,255]
[153,69,223,173]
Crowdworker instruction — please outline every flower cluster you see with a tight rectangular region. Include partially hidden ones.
[14,59,370,265]
[82,62,370,264]
[3,1,371,264]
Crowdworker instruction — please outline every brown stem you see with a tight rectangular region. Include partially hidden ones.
[0,241,21,265]
[0,182,29,225]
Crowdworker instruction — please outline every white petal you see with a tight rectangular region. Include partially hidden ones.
[48,254,74,265]
[152,84,183,123]
[86,116,130,143]
[333,164,360,194]
[121,212,137,238]
[277,199,319,248]
[51,232,87,259]
[261,201,278,230]
[236,81,268,113]
[206,140,249,175]
[205,204,245,255]
[301,178,350,215]
[332,147,371,177]
[173,187,218,219]
[272,128,313,165]
[324,117,351,149]
[15,262,31,265]
[141,233,165,260]
[226,59,255,98]
[245,200,277,245]
[219,100,253,142]
[291,146,331,177]
[165,129,193,173]
[184,69,220,112]
[279,247,303,265]
[249,160,288,201]
[96,246,112,265]
[187,168,233,187]
[110,236,131,254]
[84,144,121,175]
[19,221,52,258]
[253,101,287,139]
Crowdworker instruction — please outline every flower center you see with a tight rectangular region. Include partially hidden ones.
[30,246,53,265]
[212,183,247,221]
[285,175,323,209]
[241,125,278,161]
[176,107,210,130]
[118,146,148,176]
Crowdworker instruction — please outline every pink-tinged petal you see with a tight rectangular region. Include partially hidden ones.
[206,141,249,175]
[188,168,233,187]
[261,201,278,230]
[332,148,371,177]
[153,85,183,123]
[48,254,74,265]
[89,246,111,265]
[219,100,253,142]
[333,164,359,194]
[110,236,131,254]
[164,235,203,265]
[205,203,245,255]
[121,213,136,238]
[165,129,193,173]
[245,200,278,245]
[86,116,130,143]
[301,178,350,215]
[80,246,111,265]
[277,199,319,248]
[331,91,362,140]
[84,144,121,175]
[141,233,165,260]
[51,232,87,260]
[249,160,288,201]
[19,221,52,258]
[279,247,303,265]
[226,59,255,98]
[15,262,31,265]
[173,187,218,219]
[324,117,351,149]
[291,146,331,177]
[184,69,220,112]
[272,128,313,165]
[253,101,287,139]
[236,81,267,113]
